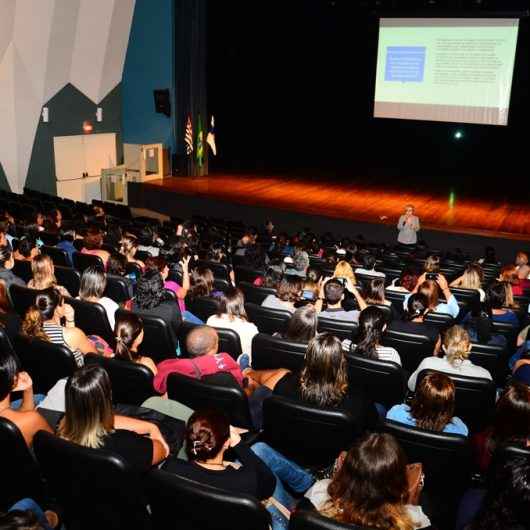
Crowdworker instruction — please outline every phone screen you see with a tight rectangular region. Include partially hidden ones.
[302,290,316,300]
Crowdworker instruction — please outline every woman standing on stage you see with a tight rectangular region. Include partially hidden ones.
[397,204,420,247]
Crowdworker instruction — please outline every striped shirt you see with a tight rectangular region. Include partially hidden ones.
[43,322,84,367]
[342,340,401,366]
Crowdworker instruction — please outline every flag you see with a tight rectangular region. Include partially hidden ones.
[196,115,204,167]
[206,115,217,156]
[185,114,193,155]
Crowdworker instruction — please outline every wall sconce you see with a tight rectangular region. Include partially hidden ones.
[82,120,93,133]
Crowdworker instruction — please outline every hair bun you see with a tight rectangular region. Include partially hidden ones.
[36,297,48,311]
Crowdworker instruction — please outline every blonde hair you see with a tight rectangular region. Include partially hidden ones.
[29,255,57,290]
[58,366,114,449]
[459,265,483,290]
[504,282,519,309]
[443,326,471,367]
[333,260,356,284]
[424,255,440,274]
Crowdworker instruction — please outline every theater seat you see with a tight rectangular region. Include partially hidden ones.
[54,266,81,297]
[262,395,357,469]
[73,251,104,272]
[251,333,306,371]
[0,417,45,511]
[14,335,77,394]
[147,470,270,530]
[245,303,291,335]
[9,284,42,316]
[33,431,151,530]
[234,266,265,284]
[186,295,220,323]
[105,274,133,303]
[317,316,358,341]
[167,372,253,429]
[85,354,157,406]
[178,321,242,360]
[41,245,71,267]
[239,282,275,305]
[66,297,115,348]
[289,509,375,530]
[12,259,33,282]
[382,330,435,374]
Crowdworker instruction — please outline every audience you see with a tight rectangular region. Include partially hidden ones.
[81,227,110,267]
[0,245,25,288]
[78,266,118,328]
[261,276,301,313]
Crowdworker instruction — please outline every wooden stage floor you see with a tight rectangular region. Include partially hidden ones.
[144,174,530,241]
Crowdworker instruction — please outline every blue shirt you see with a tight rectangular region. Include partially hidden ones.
[386,403,468,436]
[403,293,460,318]
[57,240,76,266]
[492,310,519,327]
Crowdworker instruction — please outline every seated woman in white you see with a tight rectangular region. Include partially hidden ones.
[408,325,492,392]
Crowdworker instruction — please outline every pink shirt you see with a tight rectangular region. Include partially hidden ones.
[154,352,243,394]
[164,280,185,312]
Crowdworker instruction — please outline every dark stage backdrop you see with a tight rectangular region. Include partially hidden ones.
[207,1,530,199]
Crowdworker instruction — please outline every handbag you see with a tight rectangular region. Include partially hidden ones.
[406,462,424,505]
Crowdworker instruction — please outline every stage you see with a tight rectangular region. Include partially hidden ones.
[127,173,530,262]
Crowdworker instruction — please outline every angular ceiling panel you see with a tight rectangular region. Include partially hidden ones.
[98,0,135,103]
[13,0,54,102]
[0,0,16,63]
[70,0,116,103]
[44,0,81,102]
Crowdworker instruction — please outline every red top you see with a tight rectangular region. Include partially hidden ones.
[154,352,243,394]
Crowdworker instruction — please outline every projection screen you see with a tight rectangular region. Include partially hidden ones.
[374,18,519,126]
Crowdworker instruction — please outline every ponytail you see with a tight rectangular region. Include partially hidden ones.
[114,313,143,362]
[354,306,385,360]
[21,305,48,341]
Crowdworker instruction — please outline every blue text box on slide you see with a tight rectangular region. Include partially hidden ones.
[385,46,426,82]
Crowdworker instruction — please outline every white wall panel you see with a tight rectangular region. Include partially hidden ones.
[0,0,16,63]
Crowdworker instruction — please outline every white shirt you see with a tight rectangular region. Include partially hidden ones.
[354,267,385,278]
[207,314,259,360]
[98,296,119,329]
[408,356,492,391]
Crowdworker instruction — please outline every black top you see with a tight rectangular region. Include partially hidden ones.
[0,311,21,343]
[387,319,439,343]
[274,372,378,436]
[132,300,182,342]
[162,443,275,500]
[101,429,153,472]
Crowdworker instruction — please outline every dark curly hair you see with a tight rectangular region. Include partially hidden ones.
[135,268,168,309]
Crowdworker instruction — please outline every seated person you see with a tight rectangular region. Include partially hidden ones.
[408,325,492,392]
[277,304,318,343]
[473,382,530,473]
[0,245,25,289]
[27,254,70,297]
[484,281,520,326]
[345,306,401,365]
[153,326,243,394]
[305,432,431,529]
[0,348,53,447]
[451,263,486,301]
[354,254,385,278]
[114,312,157,375]
[0,279,21,342]
[58,365,168,469]
[163,409,310,530]
[247,334,378,437]
[387,293,440,345]
[463,307,507,348]
[207,288,258,362]
[13,236,38,262]
[132,269,182,345]
[387,372,468,436]
[81,227,110,267]
[317,278,366,322]
[404,273,460,319]
[188,267,224,301]
[120,234,145,270]
[386,266,419,293]
[515,251,530,280]
[78,266,119,329]
[22,288,96,367]
[498,264,523,296]
[56,229,77,265]
[261,276,301,313]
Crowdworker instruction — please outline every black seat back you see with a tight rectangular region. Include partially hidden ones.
[317,316,358,341]
[251,333,306,371]
[289,509,375,530]
[186,295,220,323]
[147,470,270,530]
[33,431,150,530]
[197,260,230,281]
[85,354,156,406]
[470,342,504,381]
[73,251,104,272]
[417,369,496,431]
[12,260,32,282]
[105,274,133,303]
[167,372,253,429]
[54,266,81,297]
[245,303,291,335]
[66,297,115,347]
[0,417,44,510]
[14,335,77,394]
[450,288,480,308]
[116,309,177,364]
[9,284,42,317]
[41,245,70,267]
[262,395,356,468]
[347,353,406,409]
[234,267,264,285]
[424,312,454,330]
[382,330,435,373]
[239,282,275,305]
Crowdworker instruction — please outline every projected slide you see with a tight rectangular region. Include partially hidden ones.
[374,19,519,125]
